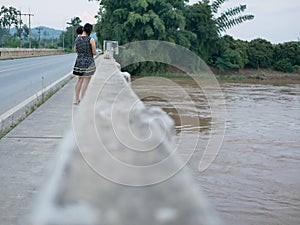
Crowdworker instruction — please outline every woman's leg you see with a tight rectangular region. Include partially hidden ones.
[81,77,91,99]
[74,77,83,104]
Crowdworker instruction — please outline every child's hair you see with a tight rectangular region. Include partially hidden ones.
[76,26,83,35]
[83,23,93,36]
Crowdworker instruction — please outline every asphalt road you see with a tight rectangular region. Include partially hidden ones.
[0,54,76,116]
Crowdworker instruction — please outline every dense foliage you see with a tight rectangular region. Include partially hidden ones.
[94,0,196,73]
[212,35,249,71]
[273,42,300,72]
[95,0,191,45]
[247,38,274,69]
[184,1,218,62]
[93,0,299,74]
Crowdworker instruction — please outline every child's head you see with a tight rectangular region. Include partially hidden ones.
[76,26,83,35]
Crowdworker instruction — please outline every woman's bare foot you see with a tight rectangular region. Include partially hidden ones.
[74,99,80,105]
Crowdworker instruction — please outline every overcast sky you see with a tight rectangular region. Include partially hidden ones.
[1,0,300,43]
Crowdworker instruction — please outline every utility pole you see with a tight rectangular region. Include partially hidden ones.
[37,27,42,48]
[18,11,34,48]
[18,12,22,48]
[62,32,64,50]
[27,12,34,48]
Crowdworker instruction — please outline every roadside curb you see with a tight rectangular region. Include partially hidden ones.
[0,73,73,137]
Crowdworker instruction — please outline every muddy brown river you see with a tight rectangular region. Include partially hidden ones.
[132,78,300,225]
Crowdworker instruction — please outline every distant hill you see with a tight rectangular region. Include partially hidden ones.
[31,26,63,39]
[10,26,63,40]
[9,26,99,44]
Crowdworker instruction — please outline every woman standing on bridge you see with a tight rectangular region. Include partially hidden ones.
[73,23,96,105]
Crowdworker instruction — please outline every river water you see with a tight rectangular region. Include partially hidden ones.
[132,78,300,225]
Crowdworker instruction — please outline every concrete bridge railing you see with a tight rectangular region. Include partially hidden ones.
[26,55,222,225]
[0,48,64,59]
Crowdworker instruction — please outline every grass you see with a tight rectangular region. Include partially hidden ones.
[136,73,192,79]
[216,74,247,81]
[134,72,249,81]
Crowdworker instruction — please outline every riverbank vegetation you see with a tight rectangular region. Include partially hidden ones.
[93,0,300,76]
[133,68,300,84]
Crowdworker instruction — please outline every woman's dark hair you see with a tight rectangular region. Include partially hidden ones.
[76,26,83,35]
[83,23,93,36]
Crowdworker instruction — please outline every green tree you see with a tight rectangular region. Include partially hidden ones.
[95,0,194,74]
[184,0,218,62]
[95,0,192,46]
[273,58,294,73]
[247,38,274,69]
[0,26,9,46]
[273,42,300,66]
[211,0,254,33]
[14,23,31,47]
[59,17,82,51]
[0,6,20,30]
[0,6,20,47]
[67,17,82,48]
[93,0,254,73]
[273,41,300,72]
[213,35,249,71]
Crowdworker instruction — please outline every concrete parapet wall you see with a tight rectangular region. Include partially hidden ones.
[26,56,222,225]
[0,48,64,59]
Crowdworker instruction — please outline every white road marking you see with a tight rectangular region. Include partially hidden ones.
[0,72,72,123]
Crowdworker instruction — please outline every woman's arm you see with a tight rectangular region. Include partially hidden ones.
[90,38,97,55]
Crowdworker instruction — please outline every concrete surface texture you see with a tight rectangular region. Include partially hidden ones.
[0,78,75,225]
